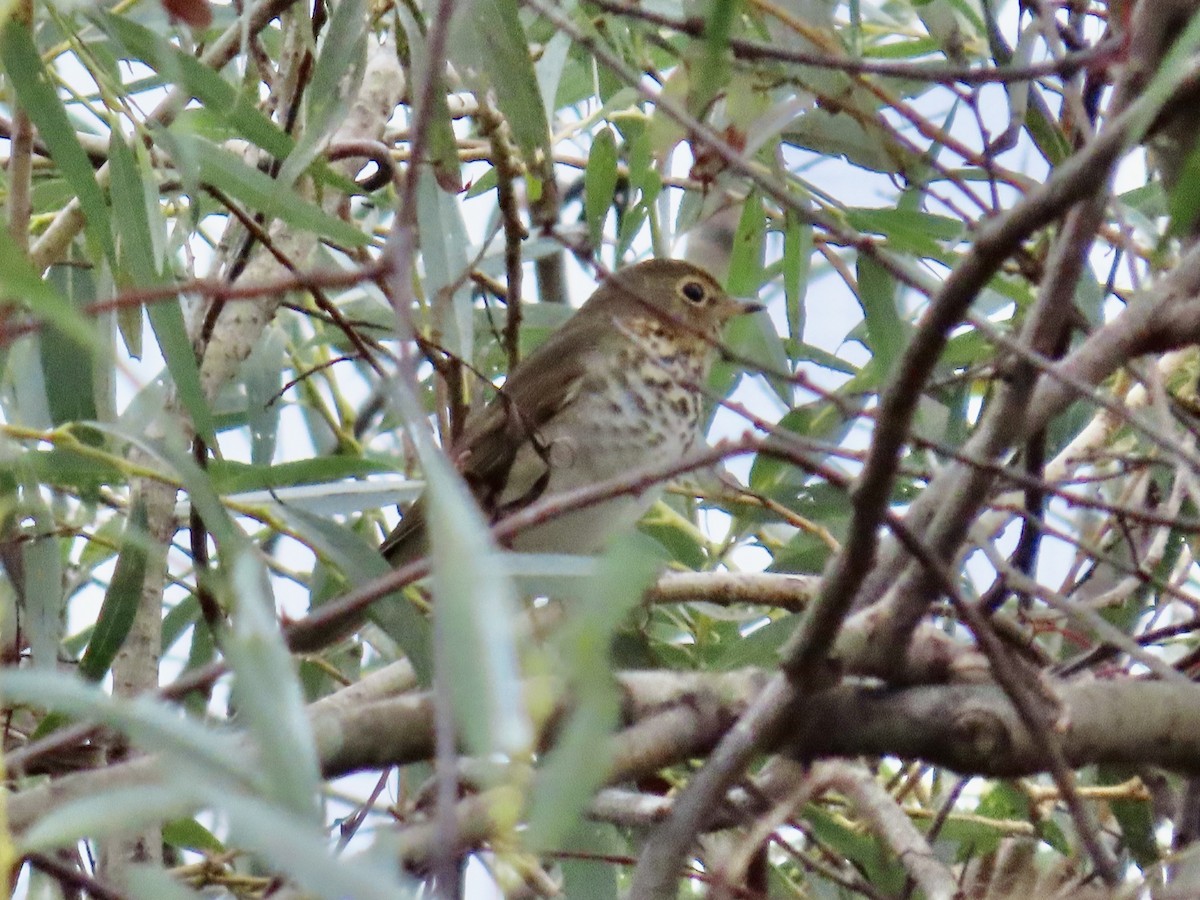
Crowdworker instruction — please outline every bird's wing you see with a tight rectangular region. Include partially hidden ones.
[380,316,599,565]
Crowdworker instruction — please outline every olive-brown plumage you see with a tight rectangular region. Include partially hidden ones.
[381,259,759,564]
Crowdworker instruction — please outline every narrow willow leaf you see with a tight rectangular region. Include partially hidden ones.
[1099,765,1158,867]
[78,498,150,681]
[854,255,905,379]
[416,169,472,359]
[213,791,418,900]
[424,452,530,758]
[176,134,367,247]
[108,128,158,286]
[99,12,293,160]
[146,295,219,448]
[398,4,461,193]
[277,0,368,186]
[525,533,663,848]
[585,127,619,247]
[0,228,93,350]
[108,128,153,357]
[20,522,62,671]
[226,551,322,817]
[86,421,238,549]
[0,22,115,268]
[41,264,100,430]
[688,0,738,114]
[450,0,549,165]
[560,823,622,900]
[535,30,572,122]
[242,328,284,467]
[161,593,200,654]
[727,190,765,296]
[209,456,392,494]
[0,669,246,783]
[20,784,202,854]
[274,504,432,684]
[782,209,811,344]
[162,818,224,855]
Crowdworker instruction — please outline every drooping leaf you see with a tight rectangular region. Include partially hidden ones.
[41,263,100,430]
[225,551,322,818]
[78,498,150,681]
[169,133,368,248]
[526,533,663,848]
[584,127,619,248]
[424,451,530,758]
[449,0,550,166]
[1,21,115,268]
[277,0,368,187]
[98,12,295,160]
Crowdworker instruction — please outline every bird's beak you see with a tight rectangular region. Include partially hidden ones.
[721,295,765,320]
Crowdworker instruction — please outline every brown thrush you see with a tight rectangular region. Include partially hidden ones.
[381,259,761,564]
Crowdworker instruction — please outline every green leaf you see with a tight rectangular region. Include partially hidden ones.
[854,254,906,379]
[208,456,392,494]
[272,503,433,684]
[1119,6,1200,146]
[21,784,204,854]
[242,328,284,466]
[277,0,368,186]
[450,0,550,165]
[688,0,739,114]
[141,289,219,449]
[108,129,159,287]
[1167,145,1200,237]
[465,167,499,199]
[78,499,150,681]
[91,422,239,549]
[0,668,248,784]
[174,133,368,247]
[107,129,155,357]
[424,452,531,758]
[416,168,473,359]
[845,207,966,260]
[805,803,907,892]
[23,446,125,493]
[527,533,663,848]
[585,127,619,247]
[20,519,62,671]
[0,21,115,268]
[785,108,925,174]
[560,823,622,900]
[225,551,322,817]
[1099,766,1158,867]
[782,209,811,344]
[710,304,788,404]
[726,191,765,297]
[709,615,794,669]
[0,227,94,350]
[398,4,462,193]
[211,791,419,900]
[41,264,100,429]
[966,781,1027,859]
[162,593,201,654]
[99,12,294,160]
[535,30,572,123]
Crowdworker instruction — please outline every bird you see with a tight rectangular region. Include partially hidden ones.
[380,258,762,565]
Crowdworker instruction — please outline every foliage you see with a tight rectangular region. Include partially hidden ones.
[1,0,1200,898]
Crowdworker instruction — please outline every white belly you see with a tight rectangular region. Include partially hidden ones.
[500,388,700,554]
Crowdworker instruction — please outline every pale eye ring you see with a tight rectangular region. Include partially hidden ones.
[680,280,707,304]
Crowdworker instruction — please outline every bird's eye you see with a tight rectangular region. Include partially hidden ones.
[680,280,707,304]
